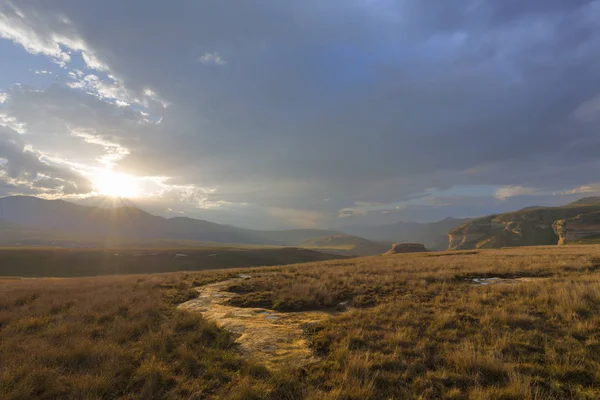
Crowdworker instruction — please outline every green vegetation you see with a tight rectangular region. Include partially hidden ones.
[2,245,600,398]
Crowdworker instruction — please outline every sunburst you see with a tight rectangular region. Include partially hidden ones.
[92,170,139,198]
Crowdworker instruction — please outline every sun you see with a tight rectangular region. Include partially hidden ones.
[92,170,139,198]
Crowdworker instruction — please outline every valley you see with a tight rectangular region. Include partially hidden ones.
[0,247,341,278]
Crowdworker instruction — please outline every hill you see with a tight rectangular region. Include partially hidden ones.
[342,217,471,250]
[0,219,67,245]
[383,242,428,254]
[0,196,374,253]
[0,196,259,243]
[448,197,600,250]
[568,196,600,206]
[299,234,390,256]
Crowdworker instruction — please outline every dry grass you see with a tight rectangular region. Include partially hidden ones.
[2,245,600,398]
[221,246,600,399]
[0,270,293,399]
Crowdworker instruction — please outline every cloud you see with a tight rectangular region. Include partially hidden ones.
[559,184,600,195]
[0,1,166,112]
[574,94,600,122]
[495,186,541,200]
[199,52,226,65]
[67,74,131,107]
[148,181,223,209]
[338,208,365,218]
[70,128,130,167]
[65,72,168,110]
[0,112,26,134]
[0,1,98,68]
[0,126,93,196]
[142,88,169,108]
[0,84,153,168]
[1,0,600,227]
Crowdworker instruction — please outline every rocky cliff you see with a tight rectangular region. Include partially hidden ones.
[447,201,600,250]
[553,211,600,244]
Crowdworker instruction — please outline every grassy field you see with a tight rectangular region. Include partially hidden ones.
[0,247,341,277]
[1,245,600,398]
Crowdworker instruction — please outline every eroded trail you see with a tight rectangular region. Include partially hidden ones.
[178,276,333,370]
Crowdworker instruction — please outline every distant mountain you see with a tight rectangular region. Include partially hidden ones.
[568,197,600,206]
[0,218,73,246]
[0,196,378,254]
[518,206,542,211]
[341,217,471,251]
[73,195,139,209]
[448,197,600,250]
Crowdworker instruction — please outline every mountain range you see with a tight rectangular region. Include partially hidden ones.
[0,196,340,245]
[5,195,600,253]
[0,196,411,255]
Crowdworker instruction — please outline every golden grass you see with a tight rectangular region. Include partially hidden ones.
[220,246,600,398]
[2,245,600,398]
[0,270,274,399]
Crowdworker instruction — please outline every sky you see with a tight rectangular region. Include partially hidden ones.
[1,0,600,229]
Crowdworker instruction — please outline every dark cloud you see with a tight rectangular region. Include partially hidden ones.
[1,0,600,227]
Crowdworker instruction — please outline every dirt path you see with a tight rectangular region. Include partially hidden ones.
[178,276,334,370]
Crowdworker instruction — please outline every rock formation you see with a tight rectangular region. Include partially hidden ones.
[447,200,600,250]
[553,211,600,245]
[384,242,428,255]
